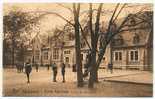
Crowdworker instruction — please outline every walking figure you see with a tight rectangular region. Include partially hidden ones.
[61,62,66,83]
[35,63,39,72]
[16,63,20,73]
[83,52,91,78]
[25,60,32,83]
[83,63,89,77]
[72,64,76,72]
[108,63,113,74]
[52,62,57,82]
[20,63,24,72]
[47,64,50,70]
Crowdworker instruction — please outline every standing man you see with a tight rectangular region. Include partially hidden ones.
[72,64,76,72]
[35,63,39,72]
[108,63,113,74]
[20,62,24,72]
[52,62,57,82]
[25,59,32,83]
[61,62,66,83]
[47,64,50,70]
[83,63,89,77]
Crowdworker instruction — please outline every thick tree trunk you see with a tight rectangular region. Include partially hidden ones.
[94,68,98,82]
[73,3,83,87]
[88,49,96,88]
[88,4,102,87]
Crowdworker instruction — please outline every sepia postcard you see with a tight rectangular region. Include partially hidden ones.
[2,1,153,97]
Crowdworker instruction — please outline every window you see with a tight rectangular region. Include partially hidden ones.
[119,52,122,60]
[64,50,71,54]
[53,48,59,60]
[35,51,40,60]
[65,57,69,63]
[114,51,122,61]
[133,34,140,44]
[130,50,139,61]
[68,33,74,40]
[44,51,48,60]
[130,51,134,60]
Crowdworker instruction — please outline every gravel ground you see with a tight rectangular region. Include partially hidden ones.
[3,67,153,97]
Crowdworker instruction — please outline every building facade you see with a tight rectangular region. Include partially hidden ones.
[25,12,153,70]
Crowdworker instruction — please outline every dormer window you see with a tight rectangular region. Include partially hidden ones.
[128,14,136,27]
[130,18,136,26]
[112,35,124,46]
[133,33,140,44]
[68,33,74,40]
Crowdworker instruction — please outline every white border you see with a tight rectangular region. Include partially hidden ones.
[0,0,3,97]
[0,0,154,99]
[3,0,154,3]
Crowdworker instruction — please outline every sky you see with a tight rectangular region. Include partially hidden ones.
[3,3,153,36]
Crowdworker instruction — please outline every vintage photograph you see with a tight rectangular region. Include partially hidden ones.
[3,3,153,97]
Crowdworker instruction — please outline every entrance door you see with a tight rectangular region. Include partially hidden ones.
[65,57,70,67]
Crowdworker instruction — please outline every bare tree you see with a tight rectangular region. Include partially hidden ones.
[73,3,84,87]
[88,3,103,88]
[81,4,153,88]
[48,3,152,88]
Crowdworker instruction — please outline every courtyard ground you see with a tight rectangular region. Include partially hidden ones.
[3,67,153,97]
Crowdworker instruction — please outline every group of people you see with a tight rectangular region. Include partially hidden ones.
[51,62,66,83]
[16,63,24,73]
[23,60,66,84]
[20,58,113,84]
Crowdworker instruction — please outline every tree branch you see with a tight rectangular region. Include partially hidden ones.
[57,3,73,13]
[112,4,127,23]
[79,23,92,50]
[106,3,120,39]
[89,3,94,37]
[95,3,103,38]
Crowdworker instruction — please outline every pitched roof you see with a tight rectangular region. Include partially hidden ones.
[112,11,153,48]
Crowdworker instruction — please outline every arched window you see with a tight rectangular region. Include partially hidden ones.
[133,33,140,44]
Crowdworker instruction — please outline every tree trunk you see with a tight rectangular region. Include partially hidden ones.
[88,48,96,88]
[73,3,83,87]
[94,68,98,82]
[12,38,15,67]
[88,4,103,87]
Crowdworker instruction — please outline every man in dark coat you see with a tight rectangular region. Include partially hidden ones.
[52,62,57,82]
[61,63,66,83]
[35,63,39,72]
[25,60,32,83]
[72,64,76,72]
[108,63,113,74]
[83,63,89,77]
[20,63,24,72]
[83,52,91,77]
[16,63,20,73]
